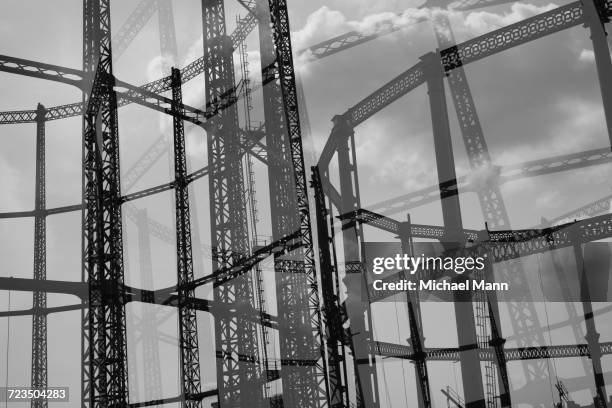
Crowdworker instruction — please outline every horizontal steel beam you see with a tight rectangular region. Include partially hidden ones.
[0,303,83,317]
[371,213,612,301]
[501,147,612,182]
[337,208,480,241]
[368,146,612,215]
[0,276,85,298]
[0,54,84,88]
[154,230,304,295]
[440,2,584,71]
[0,230,299,303]
[372,340,612,361]
[0,210,35,219]
[0,10,257,124]
[129,389,218,407]
[0,279,278,328]
[0,110,36,125]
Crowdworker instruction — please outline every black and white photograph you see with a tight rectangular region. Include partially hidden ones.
[0,0,611,407]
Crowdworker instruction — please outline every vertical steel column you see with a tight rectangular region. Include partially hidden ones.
[158,0,205,303]
[135,209,163,403]
[259,2,328,403]
[31,103,48,408]
[266,1,328,406]
[431,10,549,390]
[335,115,380,408]
[171,68,203,407]
[572,232,609,408]
[486,299,511,408]
[202,0,262,405]
[422,52,464,244]
[126,235,140,403]
[399,220,431,408]
[431,12,510,227]
[128,5,179,397]
[583,0,612,150]
[82,0,129,406]
[541,217,592,379]
[157,0,178,68]
[421,51,486,408]
[312,166,350,408]
[257,1,320,405]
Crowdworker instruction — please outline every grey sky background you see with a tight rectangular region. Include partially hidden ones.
[0,0,611,407]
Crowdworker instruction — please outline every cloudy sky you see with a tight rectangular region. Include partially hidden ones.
[0,0,611,407]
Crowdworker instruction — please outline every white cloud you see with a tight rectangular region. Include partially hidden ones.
[145,55,175,81]
[377,151,437,192]
[290,6,431,75]
[333,0,424,15]
[465,163,502,192]
[294,49,317,77]
[246,50,262,82]
[186,127,207,158]
[350,8,431,36]
[292,2,559,54]
[182,78,206,109]
[182,35,204,70]
[578,48,595,63]
[457,2,558,36]
[291,6,432,53]
[549,97,606,150]
[292,6,351,52]
[232,49,262,87]
[354,120,437,192]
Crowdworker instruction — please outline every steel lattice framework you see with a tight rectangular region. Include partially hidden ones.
[81,0,129,405]
[314,0,612,407]
[31,103,48,408]
[172,67,203,406]
[203,0,262,406]
[265,1,329,406]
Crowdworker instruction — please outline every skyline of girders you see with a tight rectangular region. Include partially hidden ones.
[314,0,612,407]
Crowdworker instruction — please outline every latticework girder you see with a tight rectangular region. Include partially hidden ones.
[157,0,178,69]
[333,117,380,408]
[266,0,329,406]
[134,210,163,403]
[371,340,612,362]
[371,213,612,301]
[171,68,203,407]
[202,0,263,405]
[112,0,157,59]
[81,0,129,406]
[311,167,351,408]
[31,104,48,408]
